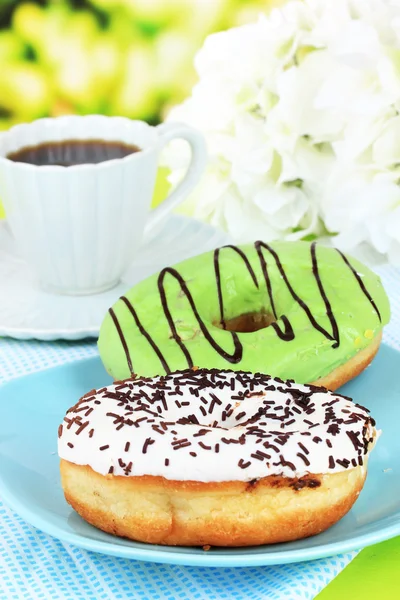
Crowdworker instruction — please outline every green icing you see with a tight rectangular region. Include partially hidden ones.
[98,241,390,382]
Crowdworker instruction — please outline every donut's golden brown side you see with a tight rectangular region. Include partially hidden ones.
[60,459,366,547]
[310,333,382,391]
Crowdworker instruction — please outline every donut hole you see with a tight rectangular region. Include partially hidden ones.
[217,311,276,333]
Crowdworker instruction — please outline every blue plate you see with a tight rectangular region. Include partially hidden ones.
[0,345,399,567]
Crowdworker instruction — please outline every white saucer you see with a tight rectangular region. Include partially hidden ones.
[0,216,231,341]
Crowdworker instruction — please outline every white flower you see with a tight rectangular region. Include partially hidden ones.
[163,0,400,265]
[323,165,400,265]
[322,111,400,264]
[372,115,400,166]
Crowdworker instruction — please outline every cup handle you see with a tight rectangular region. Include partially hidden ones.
[144,122,207,236]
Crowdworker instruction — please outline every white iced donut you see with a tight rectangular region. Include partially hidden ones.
[58,368,378,547]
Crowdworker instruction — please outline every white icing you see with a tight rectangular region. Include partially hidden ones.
[57,369,378,482]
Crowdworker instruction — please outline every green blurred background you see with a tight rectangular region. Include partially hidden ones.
[0,0,281,218]
[0,0,280,130]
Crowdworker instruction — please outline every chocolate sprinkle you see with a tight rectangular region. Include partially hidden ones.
[298,442,309,455]
[142,438,155,454]
[60,367,376,482]
[198,441,212,450]
[296,452,311,466]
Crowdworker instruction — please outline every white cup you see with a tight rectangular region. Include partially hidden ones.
[0,115,207,295]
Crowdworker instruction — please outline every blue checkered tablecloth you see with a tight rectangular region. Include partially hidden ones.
[0,265,399,600]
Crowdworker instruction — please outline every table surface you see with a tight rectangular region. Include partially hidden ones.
[319,537,400,599]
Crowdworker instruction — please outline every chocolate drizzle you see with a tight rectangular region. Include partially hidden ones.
[120,296,170,374]
[158,267,243,366]
[337,250,382,322]
[255,242,295,341]
[109,308,133,373]
[256,241,338,344]
[214,245,259,330]
[109,242,382,374]
[311,242,340,348]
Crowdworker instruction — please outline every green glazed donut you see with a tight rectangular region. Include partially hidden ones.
[98,241,390,384]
